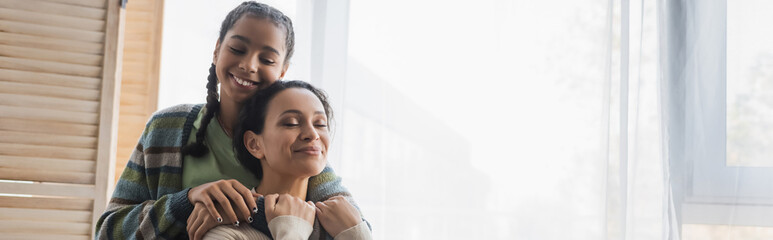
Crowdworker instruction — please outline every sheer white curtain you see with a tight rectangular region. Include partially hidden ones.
[604,0,671,239]
[156,0,773,239]
[310,0,647,239]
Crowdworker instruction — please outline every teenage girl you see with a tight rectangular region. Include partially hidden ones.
[95,2,364,239]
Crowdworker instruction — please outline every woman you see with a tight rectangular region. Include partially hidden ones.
[197,80,371,239]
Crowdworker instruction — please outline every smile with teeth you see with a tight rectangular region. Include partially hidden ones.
[232,74,257,87]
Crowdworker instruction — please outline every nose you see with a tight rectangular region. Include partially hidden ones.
[239,56,258,73]
[299,123,320,142]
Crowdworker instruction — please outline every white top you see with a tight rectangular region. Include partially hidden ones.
[203,216,372,240]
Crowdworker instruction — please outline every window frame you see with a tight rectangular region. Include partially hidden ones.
[671,0,773,228]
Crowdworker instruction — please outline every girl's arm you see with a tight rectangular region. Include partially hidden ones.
[94,143,194,240]
[95,108,198,240]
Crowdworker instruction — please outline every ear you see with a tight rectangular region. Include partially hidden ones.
[279,63,290,80]
[243,131,265,160]
[212,40,221,65]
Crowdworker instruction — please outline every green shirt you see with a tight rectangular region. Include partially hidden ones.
[182,107,261,189]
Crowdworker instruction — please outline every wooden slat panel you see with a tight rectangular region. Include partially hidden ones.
[121,82,148,92]
[0,130,97,148]
[0,219,90,235]
[92,0,125,234]
[125,32,150,42]
[126,10,153,22]
[0,68,100,89]
[0,93,99,113]
[0,168,95,184]
[117,145,137,155]
[0,156,95,173]
[39,0,106,9]
[127,0,154,11]
[115,115,147,126]
[118,124,146,140]
[0,81,100,101]
[124,51,149,61]
[120,105,149,115]
[0,118,98,137]
[0,182,95,199]
[125,26,154,35]
[0,32,103,55]
[0,7,105,32]
[125,20,152,32]
[120,92,147,104]
[0,196,92,211]
[122,71,143,81]
[0,0,105,20]
[123,61,148,71]
[0,142,96,160]
[122,75,151,84]
[124,40,150,52]
[0,44,102,66]
[0,106,99,124]
[0,207,91,222]
[0,20,104,43]
[0,56,102,78]
[0,233,89,240]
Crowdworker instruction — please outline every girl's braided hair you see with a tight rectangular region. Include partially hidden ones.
[182,1,295,157]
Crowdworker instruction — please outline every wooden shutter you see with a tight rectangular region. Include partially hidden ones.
[0,0,125,239]
[115,0,162,184]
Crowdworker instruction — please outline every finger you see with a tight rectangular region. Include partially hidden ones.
[233,183,259,215]
[189,211,205,240]
[201,198,223,224]
[276,194,290,208]
[193,221,207,240]
[211,191,239,224]
[222,185,251,221]
[330,195,345,200]
[265,194,278,212]
[315,201,329,212]
[195,213,215,240]
[186,206,196,233]
[187,205,202,234]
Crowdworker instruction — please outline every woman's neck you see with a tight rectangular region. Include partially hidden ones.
[255,171,309,200]
[218,98,241,136]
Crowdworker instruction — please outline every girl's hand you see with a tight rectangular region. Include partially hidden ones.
[315,196,362,237]
[187,179,257,225]
[187,202,223,240]
[264,193,316,226]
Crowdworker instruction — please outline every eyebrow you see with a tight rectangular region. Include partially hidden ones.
[229,35,281,55]
[280,109,326,116]
[230,35,251,44]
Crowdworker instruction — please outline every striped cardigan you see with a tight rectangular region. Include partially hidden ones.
[95,104,361,239]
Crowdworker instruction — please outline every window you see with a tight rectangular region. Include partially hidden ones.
[676,0,773,231]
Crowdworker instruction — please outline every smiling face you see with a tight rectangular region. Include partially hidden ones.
[214,15,289,105]
[244,88,330,178]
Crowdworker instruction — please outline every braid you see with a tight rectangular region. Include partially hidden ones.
[182,2,295,157]
[182,64,220,157]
